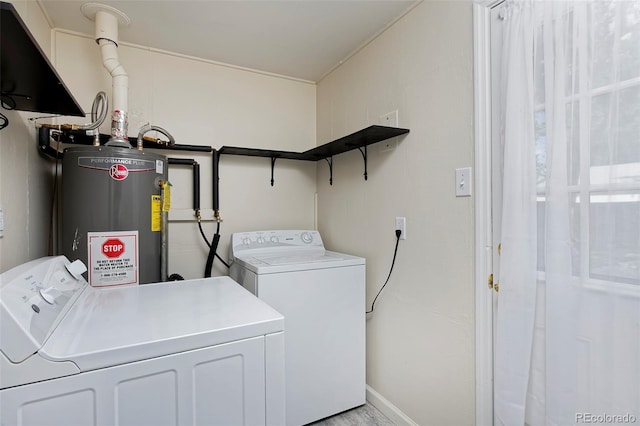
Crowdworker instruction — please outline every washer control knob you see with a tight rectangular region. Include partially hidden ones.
[270,236,279,243]
[257,236,266,244]
[242,238,251,246]
[300,232,313,244]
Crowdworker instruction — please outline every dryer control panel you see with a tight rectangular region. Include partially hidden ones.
[0,256,88,363]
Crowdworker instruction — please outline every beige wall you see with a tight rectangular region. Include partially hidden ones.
[0,0,56,272]
[316,1,475,424]
[49,31,317,279]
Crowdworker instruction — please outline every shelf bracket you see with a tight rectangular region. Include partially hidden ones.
[325,157,334,185]
[270,157,277,186]
[357,146,368,181]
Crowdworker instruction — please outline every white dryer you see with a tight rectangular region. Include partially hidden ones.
[229,230,366,426]
[0,256,285,426]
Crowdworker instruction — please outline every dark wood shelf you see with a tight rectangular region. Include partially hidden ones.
[1,1,84,117]
[219,125,410,185]
[218,125,409,161]
[304,125,409,159]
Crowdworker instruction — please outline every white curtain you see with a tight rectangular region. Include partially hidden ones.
[495,1,640,425]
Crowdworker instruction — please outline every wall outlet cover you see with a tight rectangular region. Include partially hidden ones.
[395,216,406,240]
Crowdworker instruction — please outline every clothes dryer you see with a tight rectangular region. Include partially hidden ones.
[229,230,365,426]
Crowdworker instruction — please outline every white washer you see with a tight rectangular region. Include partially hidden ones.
[0,256,285,426]
[229,230,366,426]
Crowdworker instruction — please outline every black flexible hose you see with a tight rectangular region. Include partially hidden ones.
[198,221,211,247]
[198,220,230,269]
[216,253,230,268]
[204,222,221,278]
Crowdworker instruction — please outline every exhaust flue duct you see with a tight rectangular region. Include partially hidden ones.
[81,3,130,146]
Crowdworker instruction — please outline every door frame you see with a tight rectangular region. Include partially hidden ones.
[474,1,502,424]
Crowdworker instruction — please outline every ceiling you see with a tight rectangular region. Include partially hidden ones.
[40,0,419,82]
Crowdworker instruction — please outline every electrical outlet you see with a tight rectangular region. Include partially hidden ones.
[395,216,406,240]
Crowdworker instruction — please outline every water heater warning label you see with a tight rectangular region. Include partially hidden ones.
[151,195,161,232]
[88,231,139,287]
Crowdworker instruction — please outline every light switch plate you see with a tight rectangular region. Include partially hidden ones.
[455,167,472,197]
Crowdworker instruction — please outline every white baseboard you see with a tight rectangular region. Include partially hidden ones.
[366,385,418,426]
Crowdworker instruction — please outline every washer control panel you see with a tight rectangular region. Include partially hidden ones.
[230,230,324,259]
[0,256,88,363]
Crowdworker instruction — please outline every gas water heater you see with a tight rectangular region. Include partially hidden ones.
[61,146,168,286]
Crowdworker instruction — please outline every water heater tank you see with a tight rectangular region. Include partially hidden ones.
[61,146,168,286]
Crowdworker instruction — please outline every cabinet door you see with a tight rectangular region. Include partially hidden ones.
[1,336,267,426]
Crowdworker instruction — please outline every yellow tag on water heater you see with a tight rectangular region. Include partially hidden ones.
[151,195,161,232]
[162,181,172,212]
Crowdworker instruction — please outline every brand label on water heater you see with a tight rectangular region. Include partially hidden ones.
[88,231,139,287]
[77,157,157,182]
[109,164,129,180]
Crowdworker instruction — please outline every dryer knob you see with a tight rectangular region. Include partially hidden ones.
[270,236,279,243]
[257,236,266,244]
[242,238,251,246]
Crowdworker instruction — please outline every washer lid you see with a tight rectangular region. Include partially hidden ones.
[254,250,345,266]
[39,276,284,371]
[234,250,365,274]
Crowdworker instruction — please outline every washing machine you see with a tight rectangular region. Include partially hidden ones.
[0,256,285,426]
[229,230,365,425]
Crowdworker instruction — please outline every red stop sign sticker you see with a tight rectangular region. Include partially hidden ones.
[102,239,125,258]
